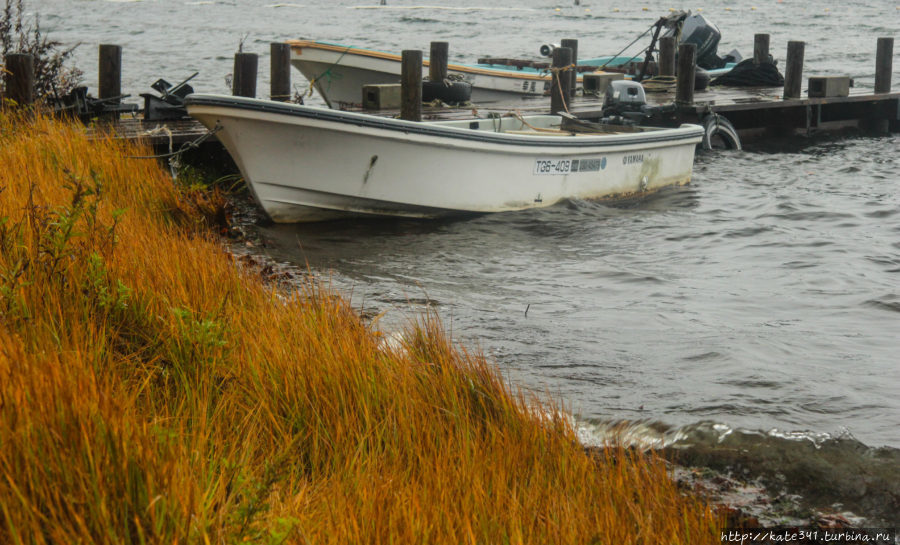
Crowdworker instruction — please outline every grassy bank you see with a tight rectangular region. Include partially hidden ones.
[0,111,720,544]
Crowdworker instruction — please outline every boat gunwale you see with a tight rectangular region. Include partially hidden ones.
[185,94,703,149]
[289,39,581,81]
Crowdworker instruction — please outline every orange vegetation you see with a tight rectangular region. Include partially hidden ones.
[0,111,720,544]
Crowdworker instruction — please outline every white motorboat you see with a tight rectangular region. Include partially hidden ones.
[287,11,738,108]
[185,94,704,223]
[288,39,571,106]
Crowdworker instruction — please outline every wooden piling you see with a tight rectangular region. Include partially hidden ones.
[561,38,578,96]
[2,53,34,106]
[98,44,122,101]
[232,52,258,98]
[400,49,422,122]
[658,36,676,77]
[429,41,449,82]
[675,43,696,105]
[753,34,770,64]
[783,41,805,99]
[875,37,894,94]
[550,46,573,114]
[270,42,292,101]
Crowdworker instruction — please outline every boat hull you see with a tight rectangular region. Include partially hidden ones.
[289,40,558,106]
[288,40,732,108]
[185,94,703,223]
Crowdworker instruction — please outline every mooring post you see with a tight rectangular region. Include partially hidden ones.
[429,41,449,82]
[98,44,122,103]
[675,43,696,105]
[875,37,894,94]
[753,34,770,64]
[232,52,258,98]
[270,42,292,101]
[659,36,676,76]
[400,49,422,122]
[550,46,573,114]
[561,38,578,96]
[783,41,805,99]
[2,53,34,107]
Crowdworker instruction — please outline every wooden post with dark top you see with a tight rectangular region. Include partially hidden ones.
[658,36,676,76]
[783,41,805,99]
[400,49,422,122]
[270,42,292,101]
[550,46,572,114]
[429,41,448,82]
[753,34,770,64]
[875,37,894,94]
[98,44,122,101]
[2,53,34,106]
[98,44,122,119]
[232,52,258,98]
[675,43,696,105]
[561,38,578,96]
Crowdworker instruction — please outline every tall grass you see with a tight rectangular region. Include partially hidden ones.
[0,111,721,544]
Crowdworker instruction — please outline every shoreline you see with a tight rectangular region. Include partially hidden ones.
[1,112,720,543]
[225,191,898,533]
[220,191,900,530]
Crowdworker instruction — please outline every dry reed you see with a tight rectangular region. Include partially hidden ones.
[0,111,721,544]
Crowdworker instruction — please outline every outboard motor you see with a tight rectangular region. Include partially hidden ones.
[601,80,649,125]
[670,13,726,69]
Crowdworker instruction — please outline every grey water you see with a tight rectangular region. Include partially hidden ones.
[29,0,900,523]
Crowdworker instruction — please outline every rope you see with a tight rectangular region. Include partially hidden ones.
[549,64,574,114]
[307,46,353,98]
[599,24,654,70]
[641,75,677,92]
[512,111,574,133]
[125,124,222,180]
[125,124,222,161]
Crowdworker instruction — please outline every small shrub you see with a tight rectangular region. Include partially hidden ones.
[1,0,82,99]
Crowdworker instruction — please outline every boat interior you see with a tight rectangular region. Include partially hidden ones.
[428,114,656,136]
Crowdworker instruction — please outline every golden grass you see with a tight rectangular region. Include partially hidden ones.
[0,111,721,544]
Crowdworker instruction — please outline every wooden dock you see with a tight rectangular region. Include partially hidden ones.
[80,84,899,154]
[5,36,894,152]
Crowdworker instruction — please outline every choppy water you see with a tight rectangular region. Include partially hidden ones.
[29,0,900,524]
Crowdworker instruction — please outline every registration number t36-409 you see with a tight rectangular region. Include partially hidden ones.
[533,157,607,175]
[533,159,571,175]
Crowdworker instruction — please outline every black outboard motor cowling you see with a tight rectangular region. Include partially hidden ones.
[667,13,725,69]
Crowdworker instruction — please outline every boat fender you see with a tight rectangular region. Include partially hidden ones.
[421,80,473,105]
[700,114,741,150]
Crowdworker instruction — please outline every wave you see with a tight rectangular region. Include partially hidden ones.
[577,418,900,526]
